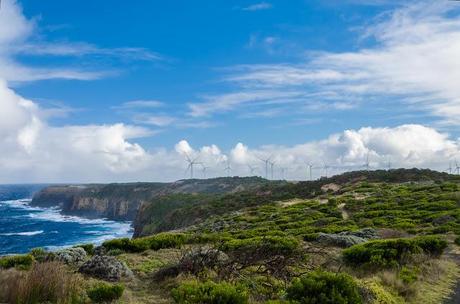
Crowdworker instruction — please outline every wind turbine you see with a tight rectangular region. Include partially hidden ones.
[257,155,273,179]
[447,161,453,175]
[201,164,211,179]
[387,157,392,170]
[306,162,314,181]
[184,153,201,179]
[322,162,330,178]
[363,153,370,171]
[269,160,276,180]
[247,164,258,176]
[280,167,289,180]
[455,160,460,175]
[224,160,232,177]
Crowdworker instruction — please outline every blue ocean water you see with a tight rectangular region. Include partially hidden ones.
[0,188,133,255]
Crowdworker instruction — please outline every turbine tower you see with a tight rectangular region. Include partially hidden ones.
[363,153,370,171]
[184,153,201,179]
[247,164,258,176]
[456,160,460,175]
[306,162,314,181]
[280,167,289,180]
[269,160,276,180]
[447,161,453,175]
[201,164,211,179]
[322,162,329,178]
[224,160,232,177]
[257,155,273,179]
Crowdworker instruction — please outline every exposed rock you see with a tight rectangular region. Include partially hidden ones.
[179,247,229,275]
[54,247,87,266]
[152,247,229,282]
[317,228,379,248]
[79,255,133,281]
[433,215,455,226]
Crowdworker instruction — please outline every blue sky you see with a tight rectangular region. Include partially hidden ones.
[1,0,460,182]
[15,0,425,148]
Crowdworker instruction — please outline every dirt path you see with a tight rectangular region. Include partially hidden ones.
[337,203,349,220]
[443,245,460,304]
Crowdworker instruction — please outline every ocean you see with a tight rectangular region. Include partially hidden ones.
[0,185,133,255]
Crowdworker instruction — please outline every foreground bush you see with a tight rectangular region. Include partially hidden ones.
[0,254,34,270]
[102,233,187,253]
[74,243,95,255]
[342,236,447,268]
[0,261,84,304]
[171,280,248,304]
[286,271,362,304]
[220,236,300,258]
[87,282,124,303]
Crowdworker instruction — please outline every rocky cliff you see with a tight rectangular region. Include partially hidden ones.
[31,177,270,222]
[31,183,167,221]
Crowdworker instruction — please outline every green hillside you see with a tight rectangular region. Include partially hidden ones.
[2,169,460,303]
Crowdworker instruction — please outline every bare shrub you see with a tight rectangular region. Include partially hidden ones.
[0,261,85,304]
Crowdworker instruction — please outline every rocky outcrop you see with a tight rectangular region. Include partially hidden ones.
[317,228,379,248]
[32,177,270,224]
[54,247,87,266]
[31,183,167,221]
[79,255,133,281]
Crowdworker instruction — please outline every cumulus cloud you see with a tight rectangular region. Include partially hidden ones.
[0,80,459,183]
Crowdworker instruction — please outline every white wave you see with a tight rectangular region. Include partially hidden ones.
[0,230,44,236]
[0,199,42,211]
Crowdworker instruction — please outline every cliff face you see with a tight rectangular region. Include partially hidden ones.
[31,177,270,223]
[31,183,167,221]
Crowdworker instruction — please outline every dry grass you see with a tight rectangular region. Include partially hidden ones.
[0,261,85,304]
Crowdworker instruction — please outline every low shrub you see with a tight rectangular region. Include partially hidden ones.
[74,243,95,255]
[286,271,362,304]
[102,233,187,253]
[0,261,85,304]
[455,236,460,246]
[342,236,447,268]
[149,233,187,250]
[30,248,48,262]
[0,254,34,270]
[171,280,248,304]
[220,236,300,258]
[87,282,124,303]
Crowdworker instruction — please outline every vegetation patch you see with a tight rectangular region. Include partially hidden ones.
[87,282,125,303]
[171,280,248,304]
[285,271,363,304]
[0,254,34,270]
[342,236,447,268]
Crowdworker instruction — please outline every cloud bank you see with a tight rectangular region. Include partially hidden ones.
[1,80,458,183]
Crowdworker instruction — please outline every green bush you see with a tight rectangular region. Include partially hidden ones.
[29,248,48,262]
[399,267,418,284]
[0,254,34,270]
[171,280,248,304]
[455,236,460,246]
[220,236,300,257]
[286,271,362,304]
[102,233,187,253]
[74,243,95,255]
[149,233,187,250]
[87,282,124,303]
[342,236,447,268]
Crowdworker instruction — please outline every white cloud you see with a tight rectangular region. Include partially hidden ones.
[0,0,160,83]
[197,1,460,125]
[0,79,458,183]
[242,2,273,11]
